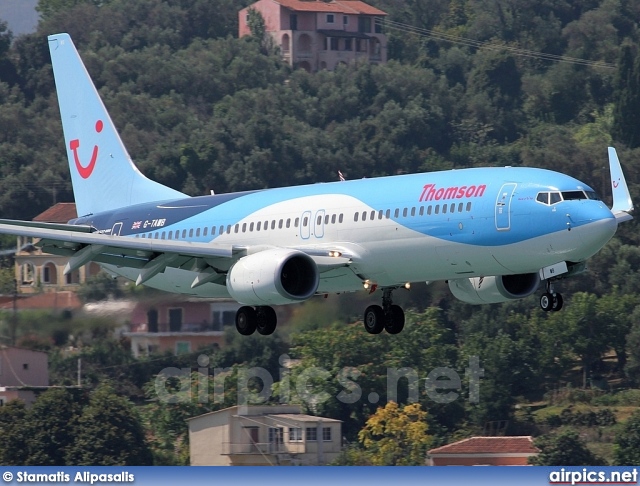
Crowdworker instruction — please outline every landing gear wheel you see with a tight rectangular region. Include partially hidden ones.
[364,305,385,334]
[552,293,564,312]
[236,306,257,335]
[385,305,405,334]
[540,293,554,312]
[256,306,277,335]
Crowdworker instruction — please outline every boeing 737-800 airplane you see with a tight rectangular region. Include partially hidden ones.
[0,34,634,336]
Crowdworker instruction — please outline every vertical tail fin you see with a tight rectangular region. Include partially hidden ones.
[608,147,634,222]
[48,33,186,217]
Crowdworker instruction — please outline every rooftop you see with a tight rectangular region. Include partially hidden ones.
[32,203,77,223]
[270,0,386,16]
[428,436,539,455]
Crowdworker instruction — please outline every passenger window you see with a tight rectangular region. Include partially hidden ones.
[182,229,187,239]
[264,220,268,229]
[295,218,300,227]
[331,215,336,224]
[234,224,239,233]
[442,204,447,214]
[161,231,166,239]
[303,217,309,227]
[378,210,383,220]
[411,207,416,217]
[167,231,172,239]
[450,203,455,213]
[242,223,246,233]
[257,222,261,231]
[250,222,254,231]
[154,232,159,239]
[227,225,231,234]
[370,210,375,220]
[354,212,359,222]
[466,202,471,212]
[394,209,399,218]
[271,220,276,230]
[203,227,208,237]
[362,211,367,221]
[427,206,432,215]
[279,219,284,229]
[385,209,390,219]
[339,214,344,223]
[419,206,424,216]
[435,205,439,215]
[458,203,463,212]
[403,208,408,217]
[189,229,194,237]
[286,219,291,228]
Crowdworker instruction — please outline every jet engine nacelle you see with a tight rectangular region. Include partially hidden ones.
[226,249,319,305]
[448,273,541,305]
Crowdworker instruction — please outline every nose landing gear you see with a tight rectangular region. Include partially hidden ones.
[540,281,563,312]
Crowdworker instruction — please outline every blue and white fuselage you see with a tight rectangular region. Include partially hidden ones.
[0,34,631,335]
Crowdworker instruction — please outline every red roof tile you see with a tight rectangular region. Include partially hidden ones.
[272,0,386,15]
[428,437,539,455]
[32,203,77,223]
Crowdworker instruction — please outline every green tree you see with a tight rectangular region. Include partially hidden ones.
[65,383,153,465]
[613,409,640,465]
[358,401,432,465]
[0,400,28,464]
[23,389,86,465]
[612,43,640,148]
[530,428,606,465]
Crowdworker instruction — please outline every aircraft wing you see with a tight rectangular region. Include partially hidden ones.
[0,219,234,285]
[0,219,353,288]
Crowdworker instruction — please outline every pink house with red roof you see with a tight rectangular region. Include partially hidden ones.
[427,436,540,466]
[239,0,387,72]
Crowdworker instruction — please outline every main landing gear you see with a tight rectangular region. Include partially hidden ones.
[540,281,564,312]
[363,288,405,335]
[235,306,278,335]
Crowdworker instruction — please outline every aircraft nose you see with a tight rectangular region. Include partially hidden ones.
[571,206,617,259]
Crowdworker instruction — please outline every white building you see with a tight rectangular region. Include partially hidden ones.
[188,405,342,465]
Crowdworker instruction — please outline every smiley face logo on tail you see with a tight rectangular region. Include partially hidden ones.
[69,120,103,179]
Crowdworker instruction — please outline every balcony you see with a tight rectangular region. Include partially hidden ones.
[221,442,287,455]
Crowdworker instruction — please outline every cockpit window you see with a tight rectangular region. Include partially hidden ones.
[550,192,562,204]
[536,192,549,204]
[562,191,587,201]
[585,190,600,200]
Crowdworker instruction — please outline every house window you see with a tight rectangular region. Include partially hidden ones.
[343,16,348,25]
[323,427,331,441]
[330,38,339,50]
[22,363,28,370]
[327,14,334,23]
[176,341,190,354]
[289,427,302,441]
[306,427,317,441]
[290,14,298,30]
[374,17,382,33]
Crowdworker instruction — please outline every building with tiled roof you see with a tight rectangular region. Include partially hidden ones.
[15,202,101,294]
[239,0,387,72]
[427,436,540,466]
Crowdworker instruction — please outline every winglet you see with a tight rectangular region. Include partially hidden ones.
[608,147,634,222]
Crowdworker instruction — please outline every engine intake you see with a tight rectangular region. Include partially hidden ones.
[226,249,319,305]
[448,273,541,305]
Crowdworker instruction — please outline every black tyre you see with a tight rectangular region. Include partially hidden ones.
[364,305,385,334]
[385,305,405,334]
[256,306,277,335]
[552,293,564,312]
[540,293,554,312]
[236,306,257,335]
